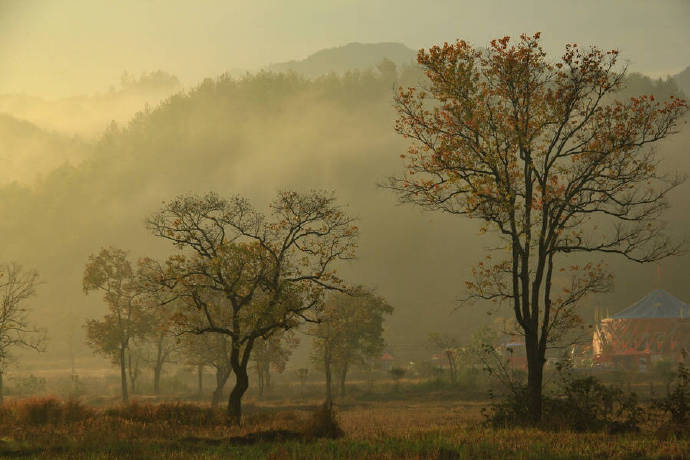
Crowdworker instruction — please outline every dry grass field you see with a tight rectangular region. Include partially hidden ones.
[0,397,687,459]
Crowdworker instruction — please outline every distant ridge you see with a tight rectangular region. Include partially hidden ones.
[267,42,417,76]
[0,113,88,184]
[672,66,690,99]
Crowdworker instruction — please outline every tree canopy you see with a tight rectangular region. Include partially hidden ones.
[388,33,688,421]
[146,190,358,420]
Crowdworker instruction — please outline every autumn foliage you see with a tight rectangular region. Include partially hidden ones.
[388,33,688,422]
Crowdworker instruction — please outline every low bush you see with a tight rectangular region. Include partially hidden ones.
[13,397,94,425]
[546,375,643,433]
[485,371,643,432]
[104,401,224,425]
[653,352,689,433]
[304,401,343,439]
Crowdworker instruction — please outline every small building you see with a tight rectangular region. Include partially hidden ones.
[500,340,527,370]
[379,352,395,371]
[593,289,690,370]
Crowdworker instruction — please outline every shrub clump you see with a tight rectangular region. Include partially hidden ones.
[304,401,344,439]
[486,373,643,433]
[653,352,689,435]
[104,401,224,426]
[13,397,94,425]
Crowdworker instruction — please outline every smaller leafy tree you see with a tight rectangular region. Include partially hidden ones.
[126,343,144,394]
[83,247,148,402]
[178,320,232,407]
[296,368,309,398]
[654,350,689,428]
[138,318,179,395]
[311,288,393,400]
[252,330,298,397]
[134,267,181,395]
[0,263,46,402]
[428,333,460,384]
[390,367,406,392]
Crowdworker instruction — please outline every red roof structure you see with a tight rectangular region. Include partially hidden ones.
[593,290,690,369]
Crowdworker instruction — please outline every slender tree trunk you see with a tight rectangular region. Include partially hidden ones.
[120,346,129,402]
[264,362,271,392]
[0,370,4,404]
[324,344,333,404]
[127,352,139,395]
[153,363,163,395]
[211,386,222,407]
[197,364,203,400]
[446,350,457,384]
[211,367,229,408]
[153,335,164,394]
[257,364,265,397]
[227,338,254,423]
[525,333,544,423]
[339,362,349,397]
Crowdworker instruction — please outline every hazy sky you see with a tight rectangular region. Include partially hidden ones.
[2,0,689,98]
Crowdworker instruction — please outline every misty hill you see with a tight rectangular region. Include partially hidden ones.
[267,42,417,76]
[672,66,690,99]
[0,113,89,184]
[2,66,689,369]
[617,72,687,101]
[0,68,484,366]
[0,71,181,139]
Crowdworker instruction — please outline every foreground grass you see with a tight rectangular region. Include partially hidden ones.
[0,398,687,459]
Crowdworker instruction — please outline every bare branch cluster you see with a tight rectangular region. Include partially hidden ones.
[0,263,45,367]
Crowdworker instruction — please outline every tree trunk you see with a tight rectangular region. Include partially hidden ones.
[211,386,222,407]
[120,346,129,402]
[227,338,254,423]
[153,335,164,394]
[339,362,348,397]
[153,363,163,395]
[324,345,333,404]
[127,352,139,395]
[197,364,203,400]
[257,363,265,397]
[525,334,544,423]
[446,350,457,384]
[264,362,271,392]
[227,365,249,423]
[211,367,229,408]
[0,370,4,404]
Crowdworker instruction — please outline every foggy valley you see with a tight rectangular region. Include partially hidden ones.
[1,1,689,458]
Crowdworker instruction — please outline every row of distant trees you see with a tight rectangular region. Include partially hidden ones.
[81,190,393,422]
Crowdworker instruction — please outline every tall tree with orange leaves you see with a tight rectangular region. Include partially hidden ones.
[387,33,688,422]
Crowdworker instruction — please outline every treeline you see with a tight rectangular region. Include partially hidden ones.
[1,62,688,370]
[0,71,181,138]
[79,190,392,420]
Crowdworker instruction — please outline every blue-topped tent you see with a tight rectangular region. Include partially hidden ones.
[611,289,689,319]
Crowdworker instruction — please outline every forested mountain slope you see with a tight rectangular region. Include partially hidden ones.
[268,42,416,76]
[2,61,688,365]
[0,114,89,184]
